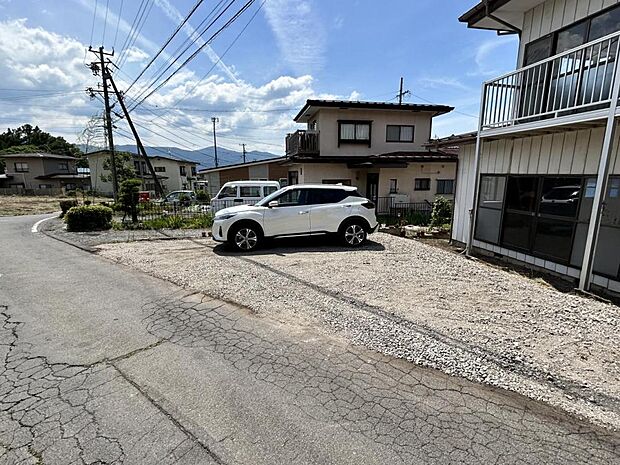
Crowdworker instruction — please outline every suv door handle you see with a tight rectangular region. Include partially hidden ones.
[343,204,352,208]
[298,211,309,215]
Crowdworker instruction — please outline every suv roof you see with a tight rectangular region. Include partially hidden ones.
[285,184,357,191]
[222,180,280,185]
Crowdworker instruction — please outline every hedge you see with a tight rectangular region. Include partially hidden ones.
[59,199,78,217]
[65,205,113,232]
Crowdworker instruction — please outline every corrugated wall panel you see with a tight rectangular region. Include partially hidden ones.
[511,138,523,173]
[528,136,543,174]
[538,134,553,172]
[585,127,605,174]
[589,0,605,14]
[559,131,577,173]
[563,0,578,24]
[519,137,533,173]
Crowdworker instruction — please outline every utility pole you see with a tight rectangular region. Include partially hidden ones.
[239,143,247,164]
[88,46,119,200]
[397,77,410,105]
[107,73,165,198]
[211,117,219,167]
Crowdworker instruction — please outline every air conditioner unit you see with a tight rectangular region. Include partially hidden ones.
[389,193,409,204]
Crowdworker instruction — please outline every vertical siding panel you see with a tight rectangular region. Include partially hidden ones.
[531,3,545,40]
[548,133,564,174]
[489,140,499,173]
[540,1,554,36]
[529,136,543,174]
[575,0,591,21]
[481,141,491,173]
[550,0,564,31]
[538,134,553,173]
[522,8,533,43]
[588,0,605,14]
[571,129,591,174]
[560,131,577,174]
[519,137,532,173]
[585,127,604,175]
[563,0,578,25]
[602,0,618,8]
[462,144,476,243]
[511,138,523,173]
[504,139,515,173]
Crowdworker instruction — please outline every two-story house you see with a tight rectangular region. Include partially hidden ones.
[0,153,90,192]
[438,1,620,296]
[284,100,458,213]
[87,150,198,196]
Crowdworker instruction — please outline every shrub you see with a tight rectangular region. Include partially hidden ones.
[65,205,113,231]
[430,196,453,228]
[195,190,210,203]
[404,211,431,226]
[183,213,213,229]
[119,178,142,222]
[59,199,78,217]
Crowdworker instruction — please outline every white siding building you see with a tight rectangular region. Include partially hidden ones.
[445,0,620,296]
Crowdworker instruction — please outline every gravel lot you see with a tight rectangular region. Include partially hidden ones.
[97,233,620,430]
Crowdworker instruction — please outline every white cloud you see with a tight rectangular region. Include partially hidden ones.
[263,0,326,74]
[471,36,518,77]
[418,77,470,91]
[124,46,149,63]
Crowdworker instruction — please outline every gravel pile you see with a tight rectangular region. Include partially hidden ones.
[97,233,620,430]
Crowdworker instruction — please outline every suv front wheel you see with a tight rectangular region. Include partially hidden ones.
[340,220,367,247]
[229,223,261,252]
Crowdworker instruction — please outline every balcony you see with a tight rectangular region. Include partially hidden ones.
[285,130,319,157]
[481,31,620,137]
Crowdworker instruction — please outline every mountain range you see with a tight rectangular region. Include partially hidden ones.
[83,145,281,169]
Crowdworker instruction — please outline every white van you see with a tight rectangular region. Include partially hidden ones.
[211,180,280,213]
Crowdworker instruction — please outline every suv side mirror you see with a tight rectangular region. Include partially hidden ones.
[268,200,279,208]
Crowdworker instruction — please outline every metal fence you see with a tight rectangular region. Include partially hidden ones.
[210,198,257,213]
[118,201,212,224]
[376,197,433,219]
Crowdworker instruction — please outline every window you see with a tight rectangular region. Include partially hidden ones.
[288,171,299,185]
[389,179,398,194]
[58,161,69,171]
[475,176,506,245]
[414,178,430,191]
[263,186,278,196]
[145,182,156,191]
[39,184,52,189]
[524,4,620,66]
[180,166,187,176]
[191,166,197,176]
[274,188,308,206]
[14,162,29,172]
[134,161,141,174]
[505,176,538,212]
[539,178,582,218]
[141,162,146,174]
[386,125,414,142]
[154,166,166,172]
[218,186,238,198]
[240,186,261,197]
[308,189,349,204]
[322,179,352,186]
[338,121,371,146]
[436,179,455,195]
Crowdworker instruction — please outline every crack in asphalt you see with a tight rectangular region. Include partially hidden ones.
[137,291,620,464]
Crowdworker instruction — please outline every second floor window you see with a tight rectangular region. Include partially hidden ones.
[154,166,166,172]
[338,121,371,146]
[415,178,430,191]
[58,161,69,171]
[191,166,197,176]
[179,166,187,176]
[436,179,455,195]
[389,179,398,194]
[386,125,414,142]
[134,161,141,174]
[14,162,29,172]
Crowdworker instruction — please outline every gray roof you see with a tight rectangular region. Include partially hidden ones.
[0,152,77,160]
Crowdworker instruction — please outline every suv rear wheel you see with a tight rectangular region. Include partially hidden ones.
[230,223,261,252]
[340,220,367,247]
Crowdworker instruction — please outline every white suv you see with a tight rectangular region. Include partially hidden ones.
[212,184,378,251]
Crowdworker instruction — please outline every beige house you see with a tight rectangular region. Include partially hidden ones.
[445,0,620,296]
[87,150,198,196]
[197,157,289,197]
[0,153,89,193]
[284,100,457,213]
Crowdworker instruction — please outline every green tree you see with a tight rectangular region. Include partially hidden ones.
[119,178,142,223]
[101,151,137,185]
[430,196,453,228]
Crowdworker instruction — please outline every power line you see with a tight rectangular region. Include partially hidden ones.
[117,0,154,68]
[113,0,124,49]
[128,0,238,107]
[102,0,110,45]
[410,92,478,119]
[89,0,99,46]
[126,0,206,94]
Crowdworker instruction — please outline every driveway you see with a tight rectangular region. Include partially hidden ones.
[1,214,619,464]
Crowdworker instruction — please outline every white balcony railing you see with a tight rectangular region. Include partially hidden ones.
[482,31,620,131]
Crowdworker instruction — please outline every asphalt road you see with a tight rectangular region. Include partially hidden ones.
[0,213,619,464]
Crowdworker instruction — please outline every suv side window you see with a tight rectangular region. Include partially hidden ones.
[308,189,348,204]
[275,188,308,206]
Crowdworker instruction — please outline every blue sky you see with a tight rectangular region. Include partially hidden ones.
[0,0,519,156]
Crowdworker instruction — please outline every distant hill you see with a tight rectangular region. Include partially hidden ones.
[81,145,281,169]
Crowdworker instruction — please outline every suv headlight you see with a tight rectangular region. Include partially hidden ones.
[216,213,237,220]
